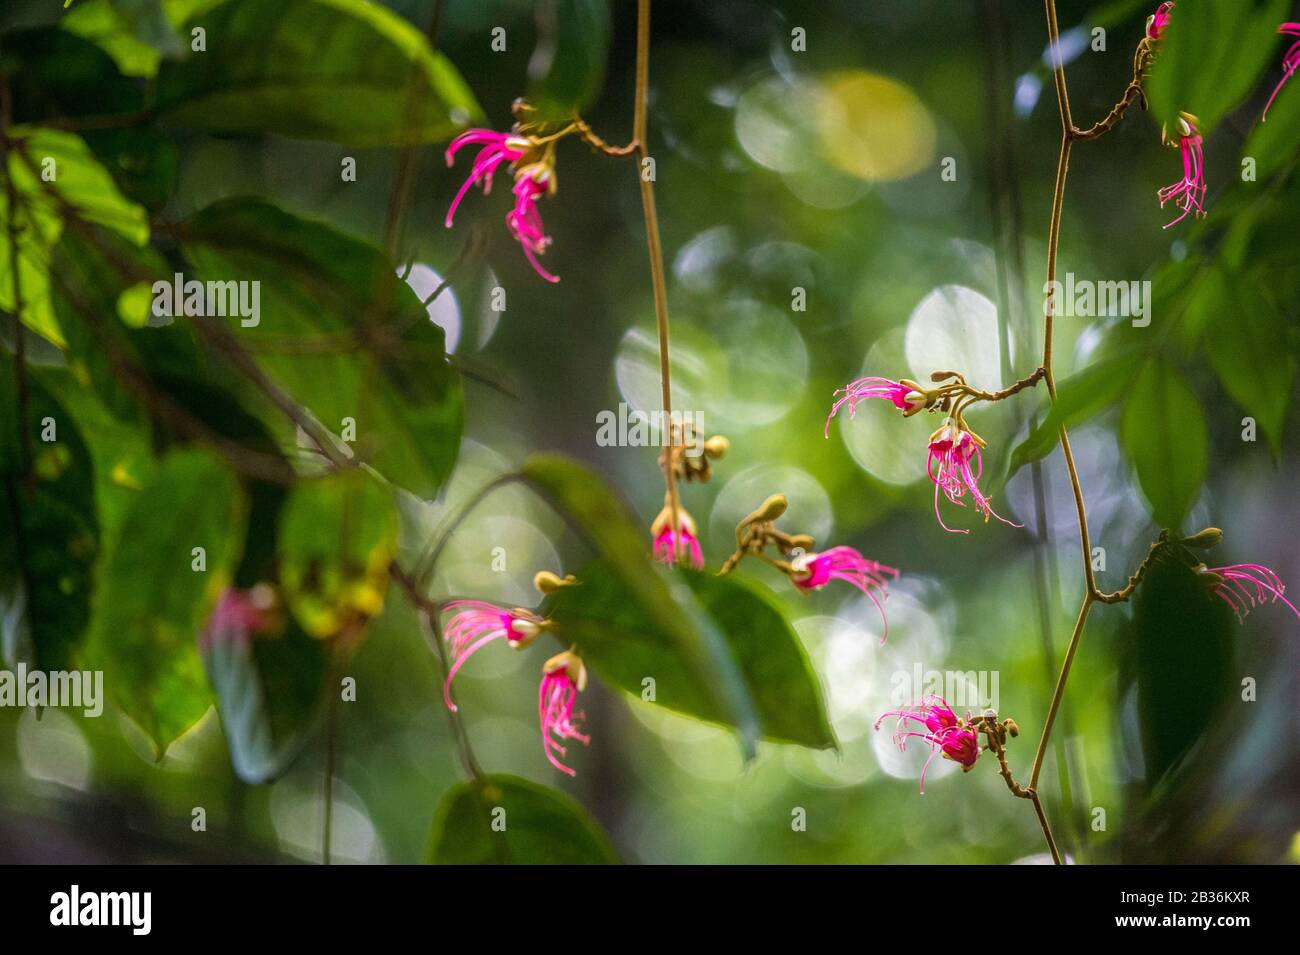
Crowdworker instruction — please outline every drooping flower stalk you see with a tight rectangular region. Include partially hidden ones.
[1262,23,1300,121]
[539,650,590,777]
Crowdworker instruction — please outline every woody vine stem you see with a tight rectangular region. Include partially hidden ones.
[1021,0,1168,864]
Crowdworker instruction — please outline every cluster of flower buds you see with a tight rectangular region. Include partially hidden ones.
[719,493,899,640]
[439,570,592,776]
[650,426,729,569]
[876,695,1022,794]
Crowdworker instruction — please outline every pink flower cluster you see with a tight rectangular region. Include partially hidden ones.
[875,695,980,793]
[440,600,592,776]
[445,128,560,283]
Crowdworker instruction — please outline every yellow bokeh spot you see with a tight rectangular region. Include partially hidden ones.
[815,71,936,182]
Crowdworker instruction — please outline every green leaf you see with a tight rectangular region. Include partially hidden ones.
[549,561,835,748]
[1194,267,1294,452]
[155,0,484,145]
[1,128,149,346]
[64,0,209,78]
[180,198,464,498]
[426,774,617,864]
[526,0,610,121]
[1121,359,1208,531]
[1146,0,1288,135]
[202,595,329,783]
[1010,352,1143,471]
[85,449,243,755]
[519,453,762,756]
[0,360,99,671]
[278,470,397,639]
[1130,555,1234,784]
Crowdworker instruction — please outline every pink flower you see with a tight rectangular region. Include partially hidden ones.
[1202,563,1300,623]
[824,376,926,437]
[1147,2,1174,40]
[653,525,704,568]
[875,695,980,793]
[200,586,278,651]
[441,600,543,711]
[444,129,529,228]
[927,420,1020,534]
[539,651,590,776]
[651,506,704,568]
[505,170,560,283]
[1158,116,1206,229]
[1263,23,1300,121]
[792,546,899,642]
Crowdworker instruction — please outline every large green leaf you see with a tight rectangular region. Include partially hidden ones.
[1120,359,1207,532]
[154,0,484,145]
[0,360,98,672]
[202,592,329,783]
[519,453,761,756]
[1130,555,1235,785]
[180,197,463,499]
[548,560,835,749]
[1,128,149,346]
[526,0,610,121]
[1009,351,1142,471]
[1194,266,1294,453]
[1146,0,1288,135]
[426,774,617,864]
[85,449,243,755]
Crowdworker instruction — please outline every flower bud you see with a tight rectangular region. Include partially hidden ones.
[1182,527,1222,550]
[534,570,577,594]
[751,493,788,524]
[703,435,730,459]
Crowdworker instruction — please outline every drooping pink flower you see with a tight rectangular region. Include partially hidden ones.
[875,695,980,793]
[539,651,590,776]
[824,377,925,437]
[441,600,543,711]
[1158,117,1207,229]
[1203,563,1300,623]
[444,129,530,228]
[200,585,279,651]
[1262,23,1300,121]
[653,525,704,569]
[792,546,899,642]
[927,420,1020,534]
[1147,2,1174,40]
[651,506,704,568]
[505,170,560,283]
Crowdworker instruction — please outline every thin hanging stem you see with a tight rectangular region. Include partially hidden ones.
[633,0,683,554]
